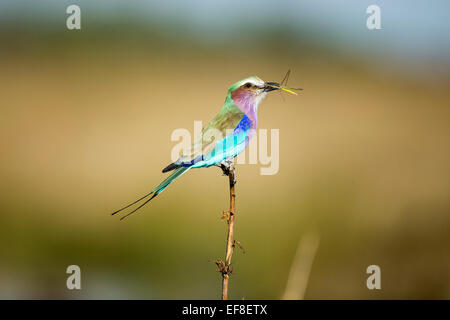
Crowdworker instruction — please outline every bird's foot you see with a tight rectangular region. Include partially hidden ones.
[219,160,234,176]
[220,164,230,176]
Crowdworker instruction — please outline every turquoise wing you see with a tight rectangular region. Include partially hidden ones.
[192,114,253,167]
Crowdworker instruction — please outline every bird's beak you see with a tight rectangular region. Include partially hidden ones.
[263,82,280,92]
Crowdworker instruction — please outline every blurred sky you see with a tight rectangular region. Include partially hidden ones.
[1,0,450,76]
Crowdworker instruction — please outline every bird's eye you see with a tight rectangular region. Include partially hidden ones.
[244,83,252,88]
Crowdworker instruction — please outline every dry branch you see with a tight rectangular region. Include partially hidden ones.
[216,161,237,300]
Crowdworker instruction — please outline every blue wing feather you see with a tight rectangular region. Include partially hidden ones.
[192,115,253,168]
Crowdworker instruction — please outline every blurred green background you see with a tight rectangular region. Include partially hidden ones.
[1,0,449,299]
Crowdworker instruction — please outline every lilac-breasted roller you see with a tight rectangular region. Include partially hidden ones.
[112,76,297,219]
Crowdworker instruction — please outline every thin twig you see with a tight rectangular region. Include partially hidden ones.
[282,231,320,300]
[216,161,236,300]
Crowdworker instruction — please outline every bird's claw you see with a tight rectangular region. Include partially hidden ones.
[220,164,230,176]
[220,160,234,176]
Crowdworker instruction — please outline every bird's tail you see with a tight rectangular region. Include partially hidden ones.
[111,166,191,220]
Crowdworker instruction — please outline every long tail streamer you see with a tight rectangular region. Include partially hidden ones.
[111,167,191,220]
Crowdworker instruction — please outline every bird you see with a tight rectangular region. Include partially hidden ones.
[112,75,299,220]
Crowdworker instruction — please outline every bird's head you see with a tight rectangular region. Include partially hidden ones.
[227,76,299,111]
[228,76,278,106]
